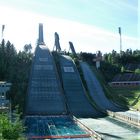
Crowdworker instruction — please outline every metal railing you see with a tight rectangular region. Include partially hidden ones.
[72,116,102,140]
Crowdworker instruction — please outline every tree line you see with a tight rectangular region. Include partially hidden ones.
[0,39,33,113]
[79,49,140,82]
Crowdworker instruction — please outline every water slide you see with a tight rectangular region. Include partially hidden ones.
[80,62,124,112]
[26,45,67,115]
[58,55,103,117]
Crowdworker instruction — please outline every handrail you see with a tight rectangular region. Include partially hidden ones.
[29,134,91,139]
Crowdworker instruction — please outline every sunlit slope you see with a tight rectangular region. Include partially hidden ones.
[26,45,67,115]
[58,55,103,117]
[80,62,124,112]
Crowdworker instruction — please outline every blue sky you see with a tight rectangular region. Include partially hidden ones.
[0,0,137,37]
[0,0,138,53]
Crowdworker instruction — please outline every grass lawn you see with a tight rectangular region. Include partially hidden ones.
[110,87,140,110]
[90,65,140,111]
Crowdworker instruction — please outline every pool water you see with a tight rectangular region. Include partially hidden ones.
[25,116,92,139]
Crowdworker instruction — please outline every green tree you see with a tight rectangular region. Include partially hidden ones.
[24,44,32,53]
[0,40,33,113]
[107,53,112,64]
[135,69,140,74]
[0,112,25,139]
[121,66,125,73]
[79,52,96,64]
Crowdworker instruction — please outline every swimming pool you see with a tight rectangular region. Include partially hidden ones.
[25,115,93,139]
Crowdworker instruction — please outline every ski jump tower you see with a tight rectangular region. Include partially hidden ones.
[53,32,61,52]
[26,23,67,115]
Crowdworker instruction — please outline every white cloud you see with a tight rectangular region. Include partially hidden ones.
[0,5,138,53]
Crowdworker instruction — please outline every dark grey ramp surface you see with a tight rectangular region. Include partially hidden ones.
[80,62,124,112]
[59,55,103,117]
[26,45,67,115]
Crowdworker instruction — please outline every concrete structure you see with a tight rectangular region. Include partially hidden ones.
[54,32,61,52]
[80,62,140,128]
[58,55,103,117]
[25,24,102,139]
[110,73,140,87]
[109,81,140,87]
[107,110,140,128]
[26,24,67,115]
[80,62,123,112]
[69,41,76,56]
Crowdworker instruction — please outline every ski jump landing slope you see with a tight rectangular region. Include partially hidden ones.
[80,62,124,112]
[58,55,103,117]
[26,45,67,115]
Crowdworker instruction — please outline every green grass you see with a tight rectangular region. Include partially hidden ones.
[110,87,140,110]
[90,65,140,111]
